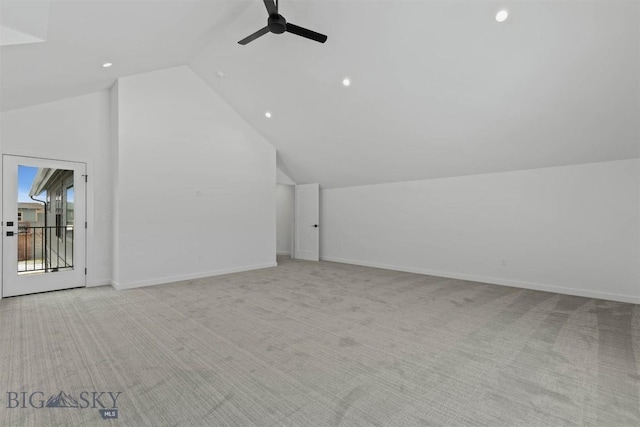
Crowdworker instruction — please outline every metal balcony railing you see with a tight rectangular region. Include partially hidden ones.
[17,225,74,274]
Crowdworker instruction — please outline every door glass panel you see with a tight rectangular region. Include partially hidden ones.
[17,165,74,274]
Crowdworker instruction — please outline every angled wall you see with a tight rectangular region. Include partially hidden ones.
[321,159,640,303]
[112,66,276,288]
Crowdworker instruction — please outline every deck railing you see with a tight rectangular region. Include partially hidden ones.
[17,225,74,273]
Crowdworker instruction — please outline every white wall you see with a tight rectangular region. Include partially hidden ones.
[276,167,295,185]
[321,159,640,303]
[276,184,294,255]
[0,91,114,294]
[110,82,120,285]
[113,66,276,289]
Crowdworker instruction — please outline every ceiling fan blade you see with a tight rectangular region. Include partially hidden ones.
[286,23,327,43]
[238,26,270,45]
[263,0,277,15]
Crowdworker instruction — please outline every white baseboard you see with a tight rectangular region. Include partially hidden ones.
[111,262,278,291]
[320,256,640,305]
[87,279,112,288]
[277,251,291,256]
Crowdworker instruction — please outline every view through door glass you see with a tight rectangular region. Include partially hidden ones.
[17,165,75,275]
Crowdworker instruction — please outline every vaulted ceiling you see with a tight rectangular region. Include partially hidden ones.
[0,0,251,111]
[2,1,639,188]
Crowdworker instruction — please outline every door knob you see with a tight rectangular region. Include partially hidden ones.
[312,224,319,228]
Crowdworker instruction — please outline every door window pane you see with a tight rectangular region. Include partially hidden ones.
[16,165,74,274]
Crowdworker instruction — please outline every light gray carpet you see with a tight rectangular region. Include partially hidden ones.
[1,256,639,426]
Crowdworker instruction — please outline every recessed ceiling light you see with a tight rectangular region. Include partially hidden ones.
[342,78,351,87]
[495,10,509,22]
[265,111,272,118]
[102,62,113,68]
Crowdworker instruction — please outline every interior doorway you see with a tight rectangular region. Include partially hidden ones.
[294,183,319,261]
[275,179,320,262]
[276,184,294,257]
[2,155,86,297]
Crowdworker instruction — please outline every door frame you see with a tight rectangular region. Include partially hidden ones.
[1,154,88,298]
[293,183,320,261]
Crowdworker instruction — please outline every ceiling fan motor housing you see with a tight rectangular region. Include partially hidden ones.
[237,1,327,45]
[268,15,287,34]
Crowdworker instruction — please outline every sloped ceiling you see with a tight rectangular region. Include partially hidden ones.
[191,0,639,188]
[0,0,251,111]
[0,0,50,46]
[1,1,638,189]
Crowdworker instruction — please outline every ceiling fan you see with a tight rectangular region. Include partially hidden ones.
[238,0,327,45]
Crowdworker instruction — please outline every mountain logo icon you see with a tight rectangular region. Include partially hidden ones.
[45,391,80,408]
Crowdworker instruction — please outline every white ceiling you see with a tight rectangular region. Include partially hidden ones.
[2,1,639,188]
[0,0,252,111]
[0,0,51,46]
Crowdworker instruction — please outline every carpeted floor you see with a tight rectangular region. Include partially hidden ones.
[0,256,639,426]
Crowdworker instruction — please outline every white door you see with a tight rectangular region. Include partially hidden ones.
[2,155,86,297]
[294,183,319,261]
